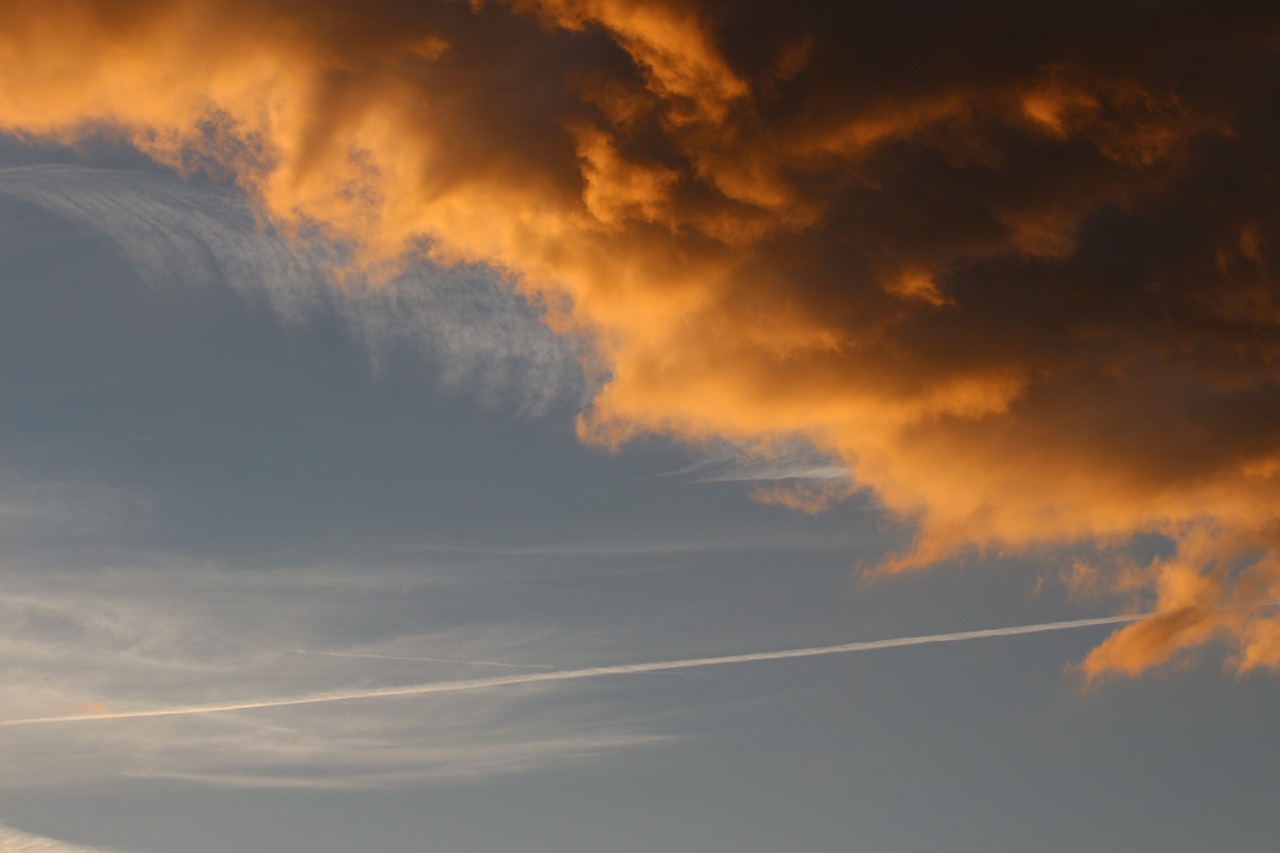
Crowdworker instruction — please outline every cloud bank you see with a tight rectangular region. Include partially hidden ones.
[2,0,1279,674]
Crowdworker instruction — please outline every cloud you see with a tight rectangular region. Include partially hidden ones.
[0,477,145,538]
[648,438,849,483]
[0,560,665,788]
[0,163,584,413]
[1,0,1279,673]
[291,649,555,669]
[2,612,1152,728]
[0,825,127,853]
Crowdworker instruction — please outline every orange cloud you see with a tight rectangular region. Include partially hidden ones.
[749,480,857,515]
[2,0,1279,676]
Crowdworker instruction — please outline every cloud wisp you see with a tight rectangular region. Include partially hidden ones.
[1,1,1279,672]
[0,559,662,788]
[0,824,126,853]
[0,163,584,412]
[0,613,1146,728]
[291,649,555,669]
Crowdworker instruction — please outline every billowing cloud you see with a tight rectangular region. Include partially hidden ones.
[2,0,1279,675]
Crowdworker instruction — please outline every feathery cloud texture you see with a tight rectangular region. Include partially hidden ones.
[1,613,1146,728]
[2,0,1279,674]
[0,163,584,412]
[0,824,126,853]
[0,561,665,788]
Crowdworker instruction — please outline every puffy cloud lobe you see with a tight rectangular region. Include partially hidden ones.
[2,0,1279,675]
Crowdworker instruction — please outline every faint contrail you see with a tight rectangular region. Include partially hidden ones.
[292,649,555,669]
[0,614,1146,727]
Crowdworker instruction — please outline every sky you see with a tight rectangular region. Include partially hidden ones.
[0,2,1278,851]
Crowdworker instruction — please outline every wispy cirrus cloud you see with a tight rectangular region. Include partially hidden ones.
[0,163,584,413]
[648,439,849,484]
[0,824,127,853]
[0,477,145,538]
[1,612,1151,729]
[291,648,555,669]
[0,558,663,790]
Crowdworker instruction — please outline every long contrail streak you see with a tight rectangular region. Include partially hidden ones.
[0,613,1148,728]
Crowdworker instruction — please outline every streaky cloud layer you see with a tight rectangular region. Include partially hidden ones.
[0,163,584,412]
[0,613,1146,727]
[2,0,1280,674]
[292,649,555,669]
[0,824,125,853]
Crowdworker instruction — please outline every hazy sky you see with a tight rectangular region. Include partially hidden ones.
[1,2,1279,851]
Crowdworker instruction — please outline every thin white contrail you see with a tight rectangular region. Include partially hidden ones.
[292,649,554,669]
[0,613,1144,728]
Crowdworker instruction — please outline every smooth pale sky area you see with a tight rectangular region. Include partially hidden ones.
[1,2,1279,852]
